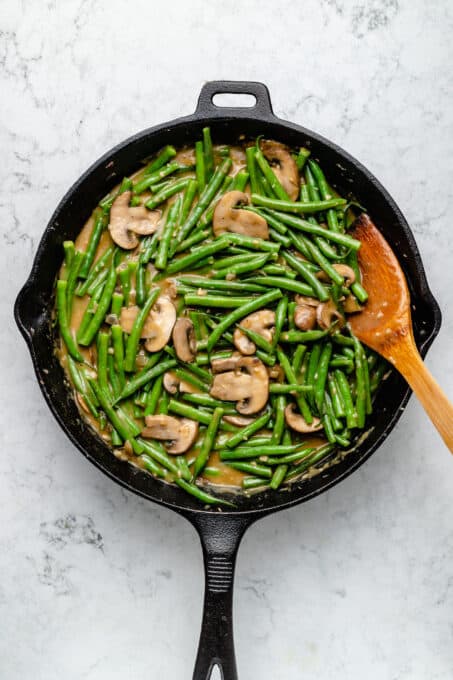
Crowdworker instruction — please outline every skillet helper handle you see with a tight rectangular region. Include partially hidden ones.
[190,514,252,680]
[195,80,274,119]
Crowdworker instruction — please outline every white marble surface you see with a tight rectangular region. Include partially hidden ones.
[1,1,453,678]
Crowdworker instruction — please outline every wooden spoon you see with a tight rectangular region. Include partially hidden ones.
[349,214,453,453]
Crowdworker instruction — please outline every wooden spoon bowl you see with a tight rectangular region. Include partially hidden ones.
[349,214,453,453]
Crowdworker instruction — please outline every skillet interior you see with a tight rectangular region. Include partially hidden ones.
[15,110,441,516]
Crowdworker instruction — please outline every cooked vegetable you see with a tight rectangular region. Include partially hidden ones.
[56,130,387,506]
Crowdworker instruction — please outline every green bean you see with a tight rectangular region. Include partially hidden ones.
[145,178,189,210]
[266,446,315,465]
[237,326,274,354]
[305,344,322,407]
[246,146,263,194]
[268,228,292,247]
[86,267,108,296]
[282,250,329,301]
[135,263,147,306]
[158,390,170,414]
[97,332,110,394]
[203,127,215,181]
[179,178,198,228]
[141,453,165,477]
[76,246,114,296]
[270,464,288,490]
[182,393,236,413]
[184,294,256,309]
[63,241,75,270]
[231,170,249,192]
[109,292,123,319]
[308,159,341,233]
[195,140,206,193]
[139,439,191,481]
[79,212,107,278]
[276,348,312,424]
[329,356,354,369]
[335,433,350,447]
[207,289,282,352]
[327,373,345,419]
[176,229,210,253]
[118,358,177,401]
[269,384,312,394]
[243,477,269,490]
[212,252,257,270]
[107,353,122,401]
[195,351,232,366]
[314,342,332,411]
[218,231,280,253]
[352,336,366,428]
[295,147,311,171]
[176,276,266,293]
[111,324,126,388]
[155,197,180,270]
[321,414,335,443]
[123,288,160,372]
[289,231,344,286]
[175,478,235,506]
[361,345,372,415]
[89,379,140,442]
[292,344,307,376]
[143,374,164,416]
[66,250,85,317]
[78,264,117,346]
[143,145,177,176]
[178,158,232,242]
[251,276,313,297]
[265,210,361,250]
[280,330,328,343]
[255,148,291,201]
[262,265,295,278]
[226,411,271,449]
[203,467,221,477]
[227,461,272,478]
[165,237,229,275]
[334,369,357,429]
[251,193,346,215]
[332,333,355,348]
[174,367,209,392]
[285,444,335,480]
[56,280,84,361]
[220,444,300,461]
[270,395,286,445]
[212,254,270,280]
[134,161,182,195]
[167,399,237,431]
[194,407,223,476]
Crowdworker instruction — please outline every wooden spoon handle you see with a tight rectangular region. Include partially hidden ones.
[391,337,453,454]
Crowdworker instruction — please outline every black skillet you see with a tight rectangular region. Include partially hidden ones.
[15,81,441,679]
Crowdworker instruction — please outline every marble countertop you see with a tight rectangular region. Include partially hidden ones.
[2,1,453,678]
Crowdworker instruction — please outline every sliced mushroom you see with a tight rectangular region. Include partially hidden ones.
[284,404,323,433]
[316,264,356,286]
[173,318,196,363]
[260,140,300,201]
[119,296,176,352]
[343,295,363,313]
[294,295,320,307]
[109,191,161,249]
[233,309,275,355]
[222,414,257,427]
[141,415,198,454]
[163,371,196,394]
[210,355,269,415]
[211,353,243,374]
[316,300,345,330]
[213,191,269,239]
[294,304,317,331]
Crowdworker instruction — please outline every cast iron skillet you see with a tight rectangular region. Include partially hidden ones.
[15,81,441,679]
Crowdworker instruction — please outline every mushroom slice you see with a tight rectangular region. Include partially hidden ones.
[343,295,363,314]
[173,318,196,363]
[211,353,243,374]
[213,191,269,239]
[294,295,320,307]
[119,296,176,352]
[163,371,196,395]
[316,264,356,286]
[210,355,269,415]
[260,140,300,201]
[109,191,161,249]
[294,304,317,331]
[222,414,257,427]
[284,404,323,433]
[142,415,198,454]
[233,310,275,355]
[316,300,345,330]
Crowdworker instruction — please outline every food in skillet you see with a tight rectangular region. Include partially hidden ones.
[56,129,388,505]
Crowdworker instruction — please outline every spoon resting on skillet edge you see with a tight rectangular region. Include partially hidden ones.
[349,214,453,454]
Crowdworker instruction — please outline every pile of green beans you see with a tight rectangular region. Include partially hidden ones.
[56,129,388,506]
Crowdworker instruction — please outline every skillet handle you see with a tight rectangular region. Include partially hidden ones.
[195,80,274,119]
[189,513,253,680]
